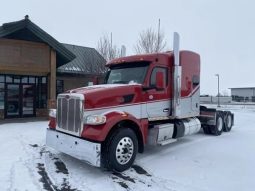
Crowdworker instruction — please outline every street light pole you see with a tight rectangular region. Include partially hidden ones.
[215,74,220,107]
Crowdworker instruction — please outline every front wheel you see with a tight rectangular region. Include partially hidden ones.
[102,128,138,172]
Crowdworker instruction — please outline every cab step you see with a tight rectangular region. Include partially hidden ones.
[158,139,177,146]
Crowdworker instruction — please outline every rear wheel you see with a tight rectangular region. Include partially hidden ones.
[211,112,223,136]
[223,112,233,132]
[102,128,138,172]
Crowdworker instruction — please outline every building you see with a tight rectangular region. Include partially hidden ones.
[57,43,106,92]
[0,16,106,119]
[230,87,255,102]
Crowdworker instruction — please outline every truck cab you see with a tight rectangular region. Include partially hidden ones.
[105,51,200,119]
[46,35,234,172]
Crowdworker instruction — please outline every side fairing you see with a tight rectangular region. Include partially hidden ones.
[178,86,200,118]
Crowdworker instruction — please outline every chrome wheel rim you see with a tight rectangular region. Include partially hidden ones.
[116,137,134,165]
[217,117,223,131]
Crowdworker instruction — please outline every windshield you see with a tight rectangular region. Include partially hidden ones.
[106,62,149,84]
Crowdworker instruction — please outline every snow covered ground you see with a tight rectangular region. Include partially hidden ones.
[0,105,255,191]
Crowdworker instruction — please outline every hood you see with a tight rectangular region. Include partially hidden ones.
[67,84,143,109]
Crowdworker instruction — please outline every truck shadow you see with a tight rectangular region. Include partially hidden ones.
[29,128,219,191]
[40,146,157,190]
[137,131,213,162]
[31,132,211,191]
[29,144,80,191]
[30,140,217,191]
[57,152,156,190]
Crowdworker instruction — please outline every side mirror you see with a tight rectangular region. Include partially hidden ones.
[156,71,164,90]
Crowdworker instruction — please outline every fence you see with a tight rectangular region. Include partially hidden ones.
[200,96,232,104]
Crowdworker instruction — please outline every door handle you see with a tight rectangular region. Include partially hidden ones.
[163,108,169,112]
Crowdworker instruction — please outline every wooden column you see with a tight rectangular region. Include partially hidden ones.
[49,49,56,108]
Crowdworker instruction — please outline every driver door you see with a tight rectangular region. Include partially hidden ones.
[145,67,170,118]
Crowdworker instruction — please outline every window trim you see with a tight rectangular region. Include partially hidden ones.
[149,66,168,87]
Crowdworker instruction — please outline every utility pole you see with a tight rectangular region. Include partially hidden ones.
[157,18,160,52]
[215,74,220,107]
[110,32,113,60]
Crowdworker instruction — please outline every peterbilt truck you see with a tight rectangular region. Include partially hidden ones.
[46,33,234,172]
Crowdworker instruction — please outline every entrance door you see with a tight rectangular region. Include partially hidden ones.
[22,84,35,117]
[5,84,35,118]
[6,84,20,118]
[146,67,170,118]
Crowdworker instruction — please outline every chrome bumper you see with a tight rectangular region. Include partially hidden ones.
[46,129,101,167]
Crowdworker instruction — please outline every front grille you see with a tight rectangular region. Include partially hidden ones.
[57,94,83,135]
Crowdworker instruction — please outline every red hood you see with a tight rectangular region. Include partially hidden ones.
[67,84,143,109]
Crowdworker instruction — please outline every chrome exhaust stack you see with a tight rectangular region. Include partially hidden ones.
[172,32,182,118]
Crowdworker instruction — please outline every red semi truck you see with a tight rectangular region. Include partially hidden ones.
[46,33,234,172]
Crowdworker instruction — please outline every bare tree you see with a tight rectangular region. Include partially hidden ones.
[222,90,230,97]
[96,34,121,62]
[134,27,167,54]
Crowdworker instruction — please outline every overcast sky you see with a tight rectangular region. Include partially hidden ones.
[1,0,254,95]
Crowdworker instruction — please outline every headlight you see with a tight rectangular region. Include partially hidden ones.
[84,115,106,125]
[49,109,56,118]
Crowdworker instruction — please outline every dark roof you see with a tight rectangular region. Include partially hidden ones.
[0,16,75,67]
[57,43,106,75]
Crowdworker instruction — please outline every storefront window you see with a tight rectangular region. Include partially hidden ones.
[0,83,4,109]
[29,77,35,84]
[13,76,20,83]
[1,75,48,109]
[41,83,47,108]
[42,77,46,84]
[0,75,4,83]
[36,76,48,109]
[22,77,28,83]
[6,75,13,83]
[56,80,64,96]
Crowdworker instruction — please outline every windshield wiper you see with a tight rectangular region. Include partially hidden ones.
[112,81,129,84]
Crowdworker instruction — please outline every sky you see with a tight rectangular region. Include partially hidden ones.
[1,0,255,95]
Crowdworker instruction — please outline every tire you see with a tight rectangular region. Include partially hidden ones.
[102,128,138,172]
[211,112,224,136]
[200,105,207,111]
[223,112,233,132]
